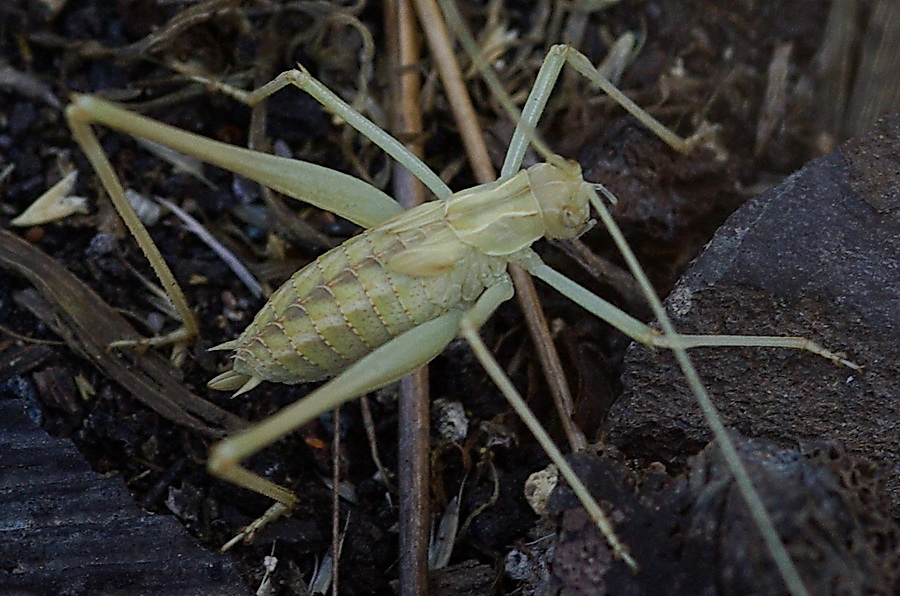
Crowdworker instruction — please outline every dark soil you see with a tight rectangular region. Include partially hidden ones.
[1,1,896,595]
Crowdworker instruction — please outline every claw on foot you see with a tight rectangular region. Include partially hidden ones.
[108,325,195,366]
[220,502,292,552]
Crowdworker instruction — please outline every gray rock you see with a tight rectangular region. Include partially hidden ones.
[604,112,900,508]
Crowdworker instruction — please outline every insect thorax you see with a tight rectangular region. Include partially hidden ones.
[446,158,592,255]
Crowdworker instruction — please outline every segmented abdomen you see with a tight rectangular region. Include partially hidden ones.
[214,202,508,389]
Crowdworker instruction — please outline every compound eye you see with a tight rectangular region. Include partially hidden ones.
[562,208,578,228]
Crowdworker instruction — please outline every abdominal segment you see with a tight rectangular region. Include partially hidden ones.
[223,218,507,386]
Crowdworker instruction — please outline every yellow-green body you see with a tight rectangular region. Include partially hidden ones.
[211,160,592,391]
[64,50,855,581]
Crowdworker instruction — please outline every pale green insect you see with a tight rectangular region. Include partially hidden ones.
[66,41,855,590]
[208,159,591,394]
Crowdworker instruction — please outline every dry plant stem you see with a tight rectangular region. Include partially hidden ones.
[398,371,430,593]
[815,0,858,138]
[68,0,239,61]
[434,4,819,592]
[244,49,350,588]
[386,1,431,594]
[410,0,493,182]
[854,1,900,133]
[558,237,645,311]
[358,396,395,493]
[413,0,586,452]
[508,266,586,450]
[260,35,341,593]
[0,230,243,434]
[332,404,342,596]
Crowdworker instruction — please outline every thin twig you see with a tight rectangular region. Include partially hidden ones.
[414,0,586,452]
[358,396,397,493]
[556,237,647,313]
[332,404,342,596]
[385,1,432,595]
[155,197,263,299]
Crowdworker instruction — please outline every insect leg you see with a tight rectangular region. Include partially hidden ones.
[208,307,466,548]
[184,68,453,201]
[66,107,198,357]
[210,279,516,548]
[67,96,401,230]
[586,180,814,596]
[458,314,638,572]
[556,45,716,154]
[502,44,717,173]
[65,91,414,356]
[521,198,856,370]
[525,255,856,367]
[437,0,712,169]
[518,184,829,595]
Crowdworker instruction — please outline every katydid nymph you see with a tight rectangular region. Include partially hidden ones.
[66,39,856,593]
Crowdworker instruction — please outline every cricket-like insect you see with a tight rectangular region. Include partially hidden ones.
[66,40,855,591]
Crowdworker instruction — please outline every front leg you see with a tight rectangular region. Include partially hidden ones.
[520,250,858,369]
